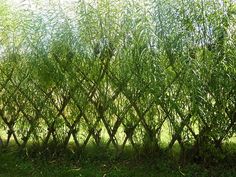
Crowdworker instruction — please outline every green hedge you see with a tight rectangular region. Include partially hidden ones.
[0,0,235,161]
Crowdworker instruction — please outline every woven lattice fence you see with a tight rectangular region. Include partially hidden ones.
[0,0,235,159]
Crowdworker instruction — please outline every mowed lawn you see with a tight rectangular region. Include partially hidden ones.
[0,131,236,177]
[0,149,236,177]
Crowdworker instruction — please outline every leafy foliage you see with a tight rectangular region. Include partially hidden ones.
[0,0,235,163]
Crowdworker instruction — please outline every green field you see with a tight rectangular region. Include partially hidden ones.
[0,150,236,177]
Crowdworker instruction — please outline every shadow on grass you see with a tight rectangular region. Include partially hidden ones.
[0,142,236,177]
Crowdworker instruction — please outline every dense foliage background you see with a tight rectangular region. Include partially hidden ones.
[0,0,235,163]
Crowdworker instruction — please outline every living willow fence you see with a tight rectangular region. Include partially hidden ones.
[0,0,236,160]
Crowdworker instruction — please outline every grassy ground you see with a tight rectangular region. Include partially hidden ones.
[0,149,236,177]
[0,131,236,177]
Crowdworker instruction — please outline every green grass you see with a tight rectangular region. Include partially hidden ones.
[0,149,236,177]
